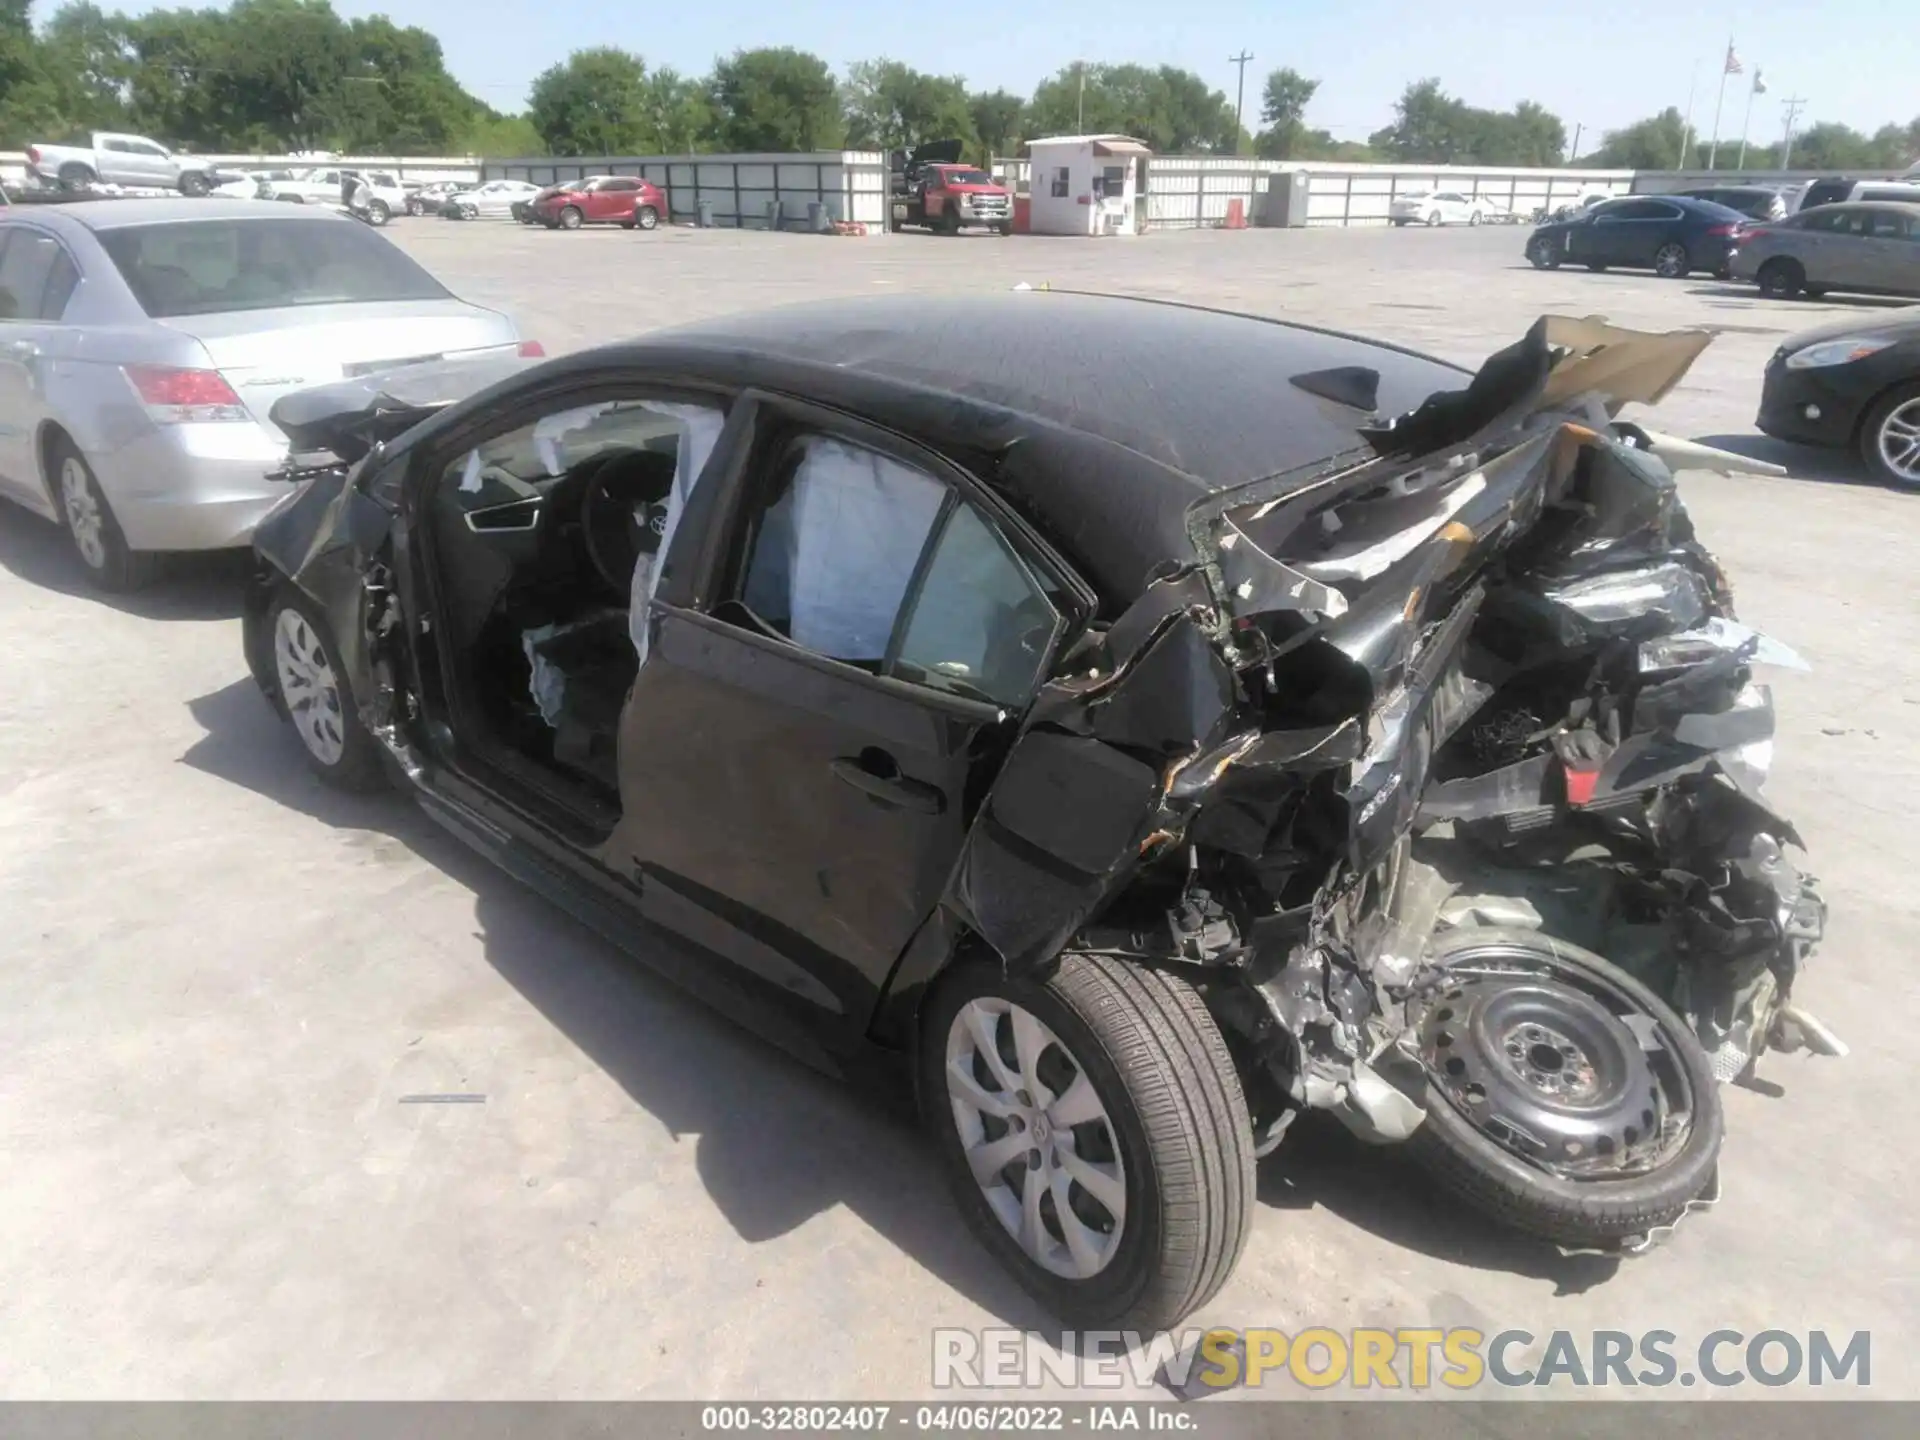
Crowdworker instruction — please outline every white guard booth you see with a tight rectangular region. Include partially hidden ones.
[1024,135,1151,236]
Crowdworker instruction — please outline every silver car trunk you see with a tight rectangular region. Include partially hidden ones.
[160,299,518,434]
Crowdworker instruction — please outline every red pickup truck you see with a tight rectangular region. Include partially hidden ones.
[889,141,1013,235]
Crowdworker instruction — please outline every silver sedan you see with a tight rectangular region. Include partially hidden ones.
[0,198,528,589]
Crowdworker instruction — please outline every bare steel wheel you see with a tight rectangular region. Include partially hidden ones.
[1406,927,1722,1248]
[268,588,384,789]
[921,953,1252,1330]
[1862,384,1920,489]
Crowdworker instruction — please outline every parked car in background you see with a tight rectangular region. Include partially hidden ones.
[0,200,528,590]
[1525,195,1748,278]
[1389,189,1494,226]
[441,179,541,220]
[531,176,667,230]
[512,184,568,225]
[408,180,463,217]
[1757,308,1920,487]
[23,132,224,196]
[1678,185,1787,221]
[243,295,1826,1330]
[1792,177,1920,212]
[1730,202,1920,299]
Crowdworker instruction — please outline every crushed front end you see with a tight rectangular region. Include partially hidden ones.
[946,316,1834,1252]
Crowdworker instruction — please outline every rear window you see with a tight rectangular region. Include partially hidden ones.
[98,217,450,319]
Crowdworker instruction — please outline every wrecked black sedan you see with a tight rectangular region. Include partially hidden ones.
[244,293,1835,1331]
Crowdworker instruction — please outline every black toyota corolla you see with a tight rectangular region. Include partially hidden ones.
[242,293,1832,1328]
[1757,308,1920,488]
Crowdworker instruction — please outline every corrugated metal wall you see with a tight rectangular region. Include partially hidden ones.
[483,152,891,229]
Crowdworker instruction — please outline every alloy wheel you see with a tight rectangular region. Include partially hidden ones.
[1877,398,1920,485]
[274,608,347,767]
[1654,243,1689,278]
[945,996,1127,1280]
[59,457,107,570]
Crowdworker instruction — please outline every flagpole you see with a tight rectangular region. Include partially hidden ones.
[1678,59,1700,169]
[1737,77,1756,169]
[1707,35,1733,169]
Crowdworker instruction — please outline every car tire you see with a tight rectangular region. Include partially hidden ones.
[1469,209,1482,226]
[635,205,660,231]
[1525,236,1562,270]
[1425,210,1442,227]
[48,434,157,593]
[1391,217,1408,227]
[461,204,478,220]
[1405,927,1723,1248]
[1653,242,1691,279]
[57,162,95,191]
[266,585,386,791]
[365,199,390,226]
[1756,258,1804,298]
[1584,261,1607,272]
[1859,381,1920,489]
[996,222,1012,237]
[558,205,584,230]
[921,952,1254,1332]
[177,171,210,198]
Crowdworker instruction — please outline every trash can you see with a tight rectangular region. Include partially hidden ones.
[696,197,714,228]
[806,200,827,232]
[765,199,783,230]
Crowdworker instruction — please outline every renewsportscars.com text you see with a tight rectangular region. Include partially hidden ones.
[932,1327,1872,1391]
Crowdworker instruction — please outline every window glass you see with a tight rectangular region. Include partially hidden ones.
[1050,166,1070,198]
[443,399,700,512]
[0,229,66,321]
[896,501,1056,706]
[98,217,448,318]
[1866,210,1910,238]
[736,437,946,670]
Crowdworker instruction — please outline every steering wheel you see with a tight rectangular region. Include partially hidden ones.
[578,450,677,601]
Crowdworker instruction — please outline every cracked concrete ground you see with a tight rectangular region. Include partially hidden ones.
[0,221,1913,1399]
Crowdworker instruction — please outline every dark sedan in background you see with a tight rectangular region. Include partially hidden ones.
[1678,185,1788,221]
[1526,195,1749,279]
[1758,308,1920,487]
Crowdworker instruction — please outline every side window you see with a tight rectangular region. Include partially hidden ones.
[735,437,947,671]
[1866,210,1908,238]
[729,434,1060,704]
[1050,166,1070,198]
[895,499,1060,706]
[0,229,69,321]
[102,138,131,153]
[1798,210,1839,233]
[132,141,168,158]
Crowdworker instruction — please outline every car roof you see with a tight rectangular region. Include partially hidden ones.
[1801,200,1920,214]
[645,291,1467,490]
[14,198,356,232]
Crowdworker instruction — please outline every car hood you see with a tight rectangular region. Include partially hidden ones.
[1778,307,1920,350]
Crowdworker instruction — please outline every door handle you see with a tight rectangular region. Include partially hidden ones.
[830,756,946,814]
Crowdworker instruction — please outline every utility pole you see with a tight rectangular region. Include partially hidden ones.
[1568,122,1583,163]
[1076,62,1086,132]
[1228,50,1253,155]
[1779,96,1807,169]
[1678,58,1701,169]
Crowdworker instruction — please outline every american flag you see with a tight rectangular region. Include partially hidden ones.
[1724,44,1744,75]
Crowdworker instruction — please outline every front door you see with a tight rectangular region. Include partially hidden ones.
[615,402,1070,1018]
[589,179,636,223]
[0,225,77,512]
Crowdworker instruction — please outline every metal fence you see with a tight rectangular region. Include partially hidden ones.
[482,152,891,230]
[992,156,1636,228]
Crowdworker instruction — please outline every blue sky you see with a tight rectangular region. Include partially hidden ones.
[45,0,1919,145]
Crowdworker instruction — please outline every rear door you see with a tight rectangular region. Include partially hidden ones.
[617,393,1078,1015]
[1885,210,1920,295]
[591,178,637,223]
[1595,198,1681,265]
[1860,209,1916,291]
[0,224,81,509]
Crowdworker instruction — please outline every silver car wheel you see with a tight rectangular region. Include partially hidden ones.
[945,996,1127,1280]
[59,457,107,570]
[274,607,347,767]
[1878,399,1920,484]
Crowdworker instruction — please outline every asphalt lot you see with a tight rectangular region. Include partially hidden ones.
[1,219,1916,1400]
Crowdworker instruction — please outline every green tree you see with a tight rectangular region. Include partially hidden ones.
[1256,67,1317,158]
[709,46,842,152]
[967,89,1024,163]
[456,111,544,158]
[1369,78,1566,165]
[1027,63,1236,153]
[842,59,973,151]
[639,66,715,153]
[0,0,62,146]
[1585,108,1693,168]
[1790,121,1880,171]
[527,46,650,156]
